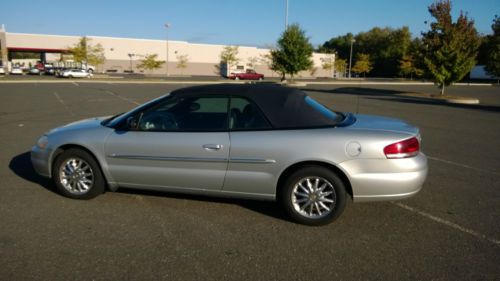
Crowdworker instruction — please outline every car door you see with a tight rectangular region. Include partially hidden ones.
[104,95,230,191]
[223,97,279,196]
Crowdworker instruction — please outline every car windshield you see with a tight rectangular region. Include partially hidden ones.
[304,96,342,122]
[102,93,171,127]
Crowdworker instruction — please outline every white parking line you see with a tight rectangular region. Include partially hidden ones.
[392,202,500,246]
[105,90,140,105]
[427,155,500,176]
[72,81,79,86]
[53,92,75,116]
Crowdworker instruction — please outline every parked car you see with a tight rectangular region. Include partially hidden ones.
[31,84,427,225]
[0,68,5,75]
[228,69,264,80]
[44,68,55,75]
[28,68,42,75]
[59,69,92,78]
[10,68,24,75]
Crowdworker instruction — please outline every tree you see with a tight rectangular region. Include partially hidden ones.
[271,24,314,81]
[320,54,335,77]
[246,56,260,70]
[216,46,239,75]
[219,46,239,67]
[267,50,286,80]
[319,27,411,77]
[319,33,355,61]
[399,54,423,79]
[176,54,189,75]
[352,53,372,77]
[259,52,282,78]
[137,54,165,74]
[68,37,106,71]
[87,43,105,71]
[334,58,347,78]
[422,0,480,95]
[485,15,500,79]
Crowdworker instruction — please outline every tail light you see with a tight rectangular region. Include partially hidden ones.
[384,137,420,159]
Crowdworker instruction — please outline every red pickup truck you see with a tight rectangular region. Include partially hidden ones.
[228,69,264,80]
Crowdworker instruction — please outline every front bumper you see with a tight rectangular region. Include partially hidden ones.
[339,153,428,202]
[31,145,53,178]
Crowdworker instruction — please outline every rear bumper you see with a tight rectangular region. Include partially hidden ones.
[339,153,428,202]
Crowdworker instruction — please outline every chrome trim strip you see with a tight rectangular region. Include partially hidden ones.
[229,158,276,164]
[108,154,227,163]
[108,154,276,164]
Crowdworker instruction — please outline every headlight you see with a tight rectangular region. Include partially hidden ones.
[36,135,49,149]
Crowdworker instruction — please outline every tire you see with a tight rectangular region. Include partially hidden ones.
[280,166,347,226]
[68,75,73,78]
[52,148,105,200]
[87,69,94,74]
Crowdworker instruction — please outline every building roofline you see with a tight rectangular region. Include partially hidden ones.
[4,32,258,49]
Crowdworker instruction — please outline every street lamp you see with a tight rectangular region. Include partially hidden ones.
[348,38,356,79]
[164,23,171,77]
[285,0,289,29]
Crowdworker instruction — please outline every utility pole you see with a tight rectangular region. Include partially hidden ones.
[164,23,171,77]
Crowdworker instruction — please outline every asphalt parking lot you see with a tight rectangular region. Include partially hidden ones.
[0,81,499,280]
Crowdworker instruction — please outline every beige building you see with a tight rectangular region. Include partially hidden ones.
[0,25,334,78]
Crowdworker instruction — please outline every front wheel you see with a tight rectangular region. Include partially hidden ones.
[52,148,105,199]
[280,166,347,226]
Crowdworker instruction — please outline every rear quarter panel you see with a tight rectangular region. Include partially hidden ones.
[223,127,415,197]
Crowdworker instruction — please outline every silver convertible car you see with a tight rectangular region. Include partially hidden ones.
[31,84,427,225]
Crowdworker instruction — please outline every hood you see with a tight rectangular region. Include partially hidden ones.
[48,116,110,134]
[349,114,419,135]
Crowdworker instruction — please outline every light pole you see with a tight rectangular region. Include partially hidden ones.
[164,23,171,77]
[348,38,355,79]
[285,0,289,29]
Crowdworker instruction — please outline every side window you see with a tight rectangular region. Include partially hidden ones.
[137,96,229,132]
[229,97,271,130]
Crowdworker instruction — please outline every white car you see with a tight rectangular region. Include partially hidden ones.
[28,68,42,75]
[0,68,5,75]
[61,69,92,78]
[10,68,23,75]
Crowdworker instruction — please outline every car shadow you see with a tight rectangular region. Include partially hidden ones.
[116,188,288,221]
[9,151,289,222]
[9,152,56,193]
[304,87,500,113]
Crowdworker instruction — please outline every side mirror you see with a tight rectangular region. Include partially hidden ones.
[126,116,138,130]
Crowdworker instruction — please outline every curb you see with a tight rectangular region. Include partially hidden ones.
[445,98,480,104]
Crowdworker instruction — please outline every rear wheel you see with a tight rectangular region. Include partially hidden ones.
[280,166,346,226]
[52,148,105,199]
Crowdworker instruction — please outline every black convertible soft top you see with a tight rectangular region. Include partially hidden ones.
[170,84,339,129]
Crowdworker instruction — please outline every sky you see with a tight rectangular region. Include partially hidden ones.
[0,0,498,47]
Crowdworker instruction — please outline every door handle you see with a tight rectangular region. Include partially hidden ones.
[203,144,223,151]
